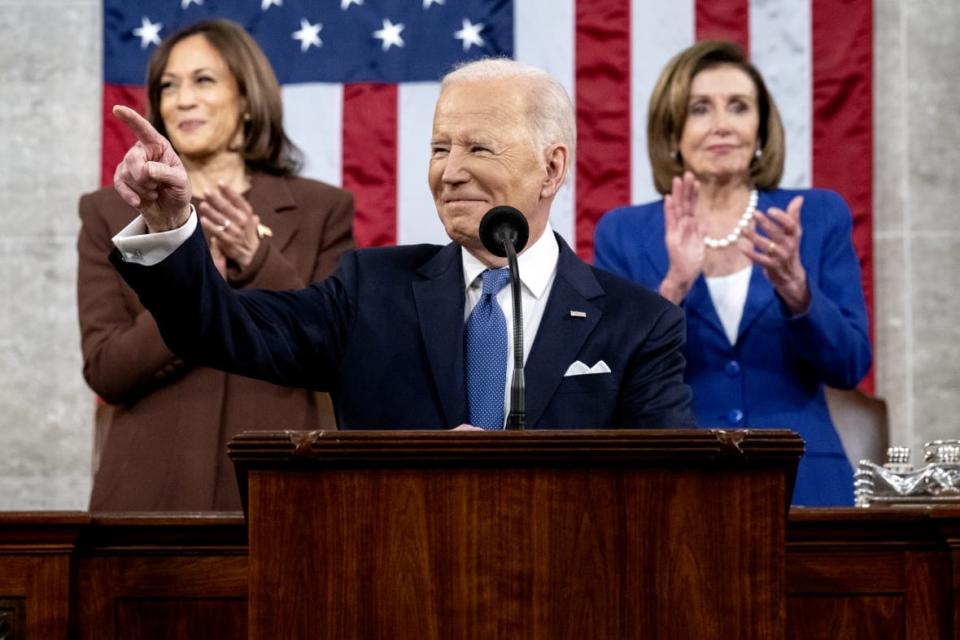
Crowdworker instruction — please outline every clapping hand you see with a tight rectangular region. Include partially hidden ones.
[112,105,192,232]
[198,184,262,270]
[660,172,704,304]
[741,195,810,314]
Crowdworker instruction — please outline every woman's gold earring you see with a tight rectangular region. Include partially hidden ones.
[243,112,251,122]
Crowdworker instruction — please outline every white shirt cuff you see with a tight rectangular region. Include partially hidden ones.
[112,206,198,266]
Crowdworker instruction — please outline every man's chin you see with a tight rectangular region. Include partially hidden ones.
[439,208,484,236]
[441,202,488,219]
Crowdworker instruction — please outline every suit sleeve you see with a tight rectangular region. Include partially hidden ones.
[111,224,352,391]
[77,193,189,404]
[783,192,872,388]
[227,186,356,290]
[620,302,697,427]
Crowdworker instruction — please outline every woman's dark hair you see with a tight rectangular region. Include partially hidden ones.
[145,19,302,175]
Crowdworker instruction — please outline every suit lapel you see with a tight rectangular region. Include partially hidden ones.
[736,264,777,341]
[684,276,728,341]
[736,191,778,341]
[243,173,299,252]
[412,243,468,426]
[524,237,603,428]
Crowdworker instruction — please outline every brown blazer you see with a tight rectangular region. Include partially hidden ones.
[78,173,354,511]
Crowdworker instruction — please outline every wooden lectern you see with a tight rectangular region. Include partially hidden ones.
[229,429,802,639]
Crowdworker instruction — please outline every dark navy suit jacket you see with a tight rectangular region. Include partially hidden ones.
[113,225,695,430]
[594,188,871,505]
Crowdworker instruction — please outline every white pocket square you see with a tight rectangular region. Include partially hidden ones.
[563,360,612,377]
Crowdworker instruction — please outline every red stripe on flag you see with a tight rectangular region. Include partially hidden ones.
[574,0,632,261]
[812,0,875,393]
[101,85,146,187]
[341,83,398,248]
[695,0,749,52]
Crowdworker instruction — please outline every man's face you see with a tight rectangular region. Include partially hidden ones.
[429,78,549,261]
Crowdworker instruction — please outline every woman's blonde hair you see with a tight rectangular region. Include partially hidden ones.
[647,40,784,195]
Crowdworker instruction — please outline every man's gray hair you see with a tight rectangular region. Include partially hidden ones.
[441,58,576,172]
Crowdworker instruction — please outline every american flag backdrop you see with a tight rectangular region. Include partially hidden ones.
[101,0,874,389]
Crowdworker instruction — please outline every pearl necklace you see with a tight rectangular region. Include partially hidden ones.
[703,190,758,249]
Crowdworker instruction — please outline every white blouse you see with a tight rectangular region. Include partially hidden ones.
[704,266,752,346]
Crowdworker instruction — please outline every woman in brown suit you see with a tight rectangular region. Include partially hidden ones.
[78,19,354,510]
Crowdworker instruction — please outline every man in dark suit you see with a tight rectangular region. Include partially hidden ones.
[109,59,695,430]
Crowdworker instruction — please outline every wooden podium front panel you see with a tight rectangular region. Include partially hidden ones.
[0,512,85,640]
[72,514,248,640]
[787,509,958,640]
[74,555,248,640]
[0,554,72,639]
[248,466,786,639]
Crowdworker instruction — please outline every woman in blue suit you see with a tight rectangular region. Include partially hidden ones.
[593,41,871,506]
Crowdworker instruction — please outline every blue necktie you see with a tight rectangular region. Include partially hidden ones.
[465,268,512,429]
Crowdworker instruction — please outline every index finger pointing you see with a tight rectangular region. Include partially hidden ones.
[112,105,166,149]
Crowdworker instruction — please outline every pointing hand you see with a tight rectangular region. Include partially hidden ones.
[112,105,192,232]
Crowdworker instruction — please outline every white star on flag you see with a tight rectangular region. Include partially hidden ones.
[132,17,162,49]
[423,0,445,8]
[373,18,405,51]
[261,0,282,10]
[180,0,202,9]
[292,18,323,52]
[453,18,484,52]
[341,0,363,9]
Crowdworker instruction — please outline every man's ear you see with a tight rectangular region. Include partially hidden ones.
[540,144,568,198]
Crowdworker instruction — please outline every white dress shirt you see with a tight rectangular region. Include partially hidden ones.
[113,208,198,265]
[462,224,559,420]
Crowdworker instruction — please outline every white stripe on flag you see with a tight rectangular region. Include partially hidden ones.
[515,0,575,247]
[751,0,812,188]
[283,83,344,187]
[630,0,695,204]
[397,83,446,245]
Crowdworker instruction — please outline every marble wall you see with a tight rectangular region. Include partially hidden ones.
[0,0,100,508]
[0,0,956,508]
[873,0,960,464]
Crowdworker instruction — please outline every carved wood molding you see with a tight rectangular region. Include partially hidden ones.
[228,428,805,468]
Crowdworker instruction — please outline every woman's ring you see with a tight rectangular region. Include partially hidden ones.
[766,240,777,255]
[220,219,231,232]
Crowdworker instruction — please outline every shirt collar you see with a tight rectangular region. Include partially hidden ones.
[461,222,559,300]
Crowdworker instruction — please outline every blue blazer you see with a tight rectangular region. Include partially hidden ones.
[112,226,696,430]
[594,188,872,505]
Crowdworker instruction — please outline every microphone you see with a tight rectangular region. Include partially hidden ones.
[479,206,530,431]
[479,206,530,259]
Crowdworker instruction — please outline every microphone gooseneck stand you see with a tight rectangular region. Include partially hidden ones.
[502,236,525,430]
[478,206,530,431]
